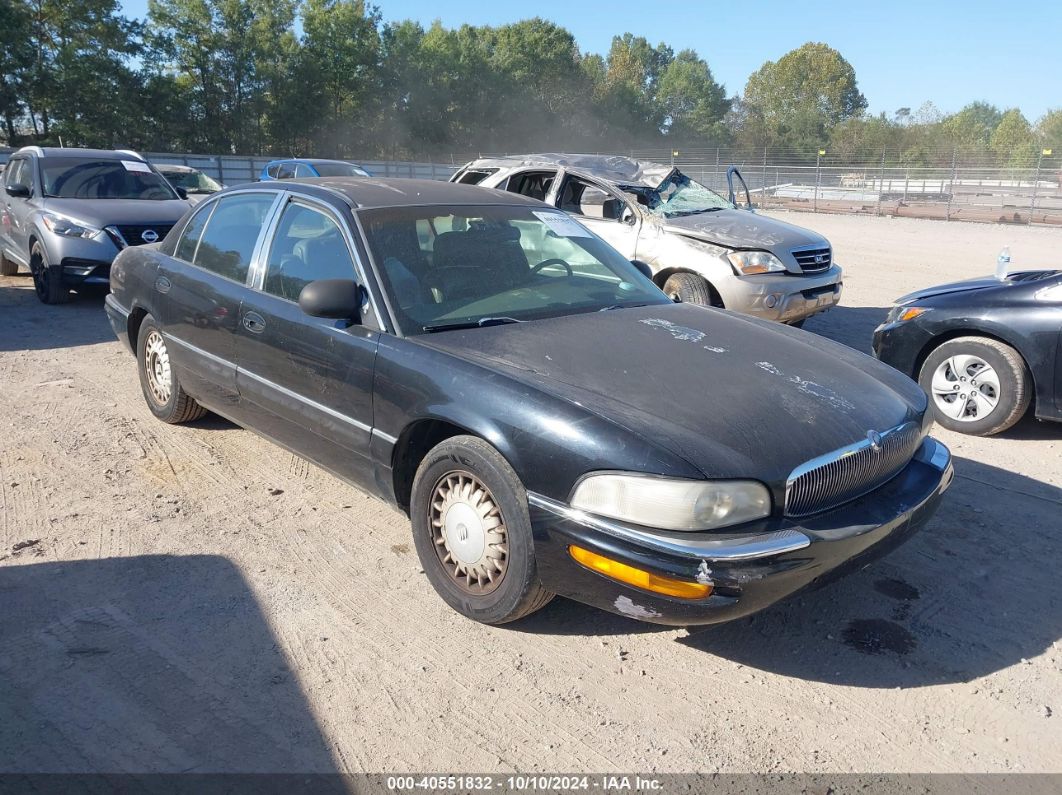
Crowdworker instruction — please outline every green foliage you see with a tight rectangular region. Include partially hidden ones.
[0,5,1048,168]
[742,42,867,150]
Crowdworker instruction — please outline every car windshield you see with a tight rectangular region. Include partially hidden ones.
[161,168,222,193]
[312,162,370,177]
[627,171,733,218]
[41,157,180,200]
[360,204,669,335]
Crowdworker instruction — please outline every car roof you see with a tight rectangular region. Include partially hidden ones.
[267,158,361,166]
[17,147,147,161]
[464,153,674,188]
[236,177,546,210]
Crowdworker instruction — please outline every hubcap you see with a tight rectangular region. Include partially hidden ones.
[144,330,172,405]
[930,354,1000,422]
[429,471,508,594]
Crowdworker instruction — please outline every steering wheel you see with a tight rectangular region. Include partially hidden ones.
[530,258,573,277]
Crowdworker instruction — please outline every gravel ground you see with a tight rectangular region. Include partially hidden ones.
[0,212,1060,775]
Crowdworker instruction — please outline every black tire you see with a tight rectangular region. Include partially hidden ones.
[662,272,722,307]
[410,435,553,624]
[136,314,207,424]
[29,241,70,304]
[918,336,1031,436]
[0,251,17,276]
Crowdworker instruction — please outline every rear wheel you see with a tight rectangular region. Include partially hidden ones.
[29,241,70,304]
[662,272,722,307]
[918,336,1031,436]
[136,315,207,424]
[410,435,553,624]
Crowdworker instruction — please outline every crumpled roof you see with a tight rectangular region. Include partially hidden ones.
[466,153,674,189]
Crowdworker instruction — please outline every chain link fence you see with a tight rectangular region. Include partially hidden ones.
[4,146,1059,225]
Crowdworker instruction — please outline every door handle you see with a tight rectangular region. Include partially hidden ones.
[154,275,171,293]
[242,311,266,334]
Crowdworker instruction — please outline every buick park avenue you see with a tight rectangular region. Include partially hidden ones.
[452,154,844,326]
[105,178,952,626]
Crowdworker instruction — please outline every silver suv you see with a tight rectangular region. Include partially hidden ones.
[0,147,191,303]
[452,154,843,325]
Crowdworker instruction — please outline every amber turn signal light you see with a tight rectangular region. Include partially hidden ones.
[568,545,712,600]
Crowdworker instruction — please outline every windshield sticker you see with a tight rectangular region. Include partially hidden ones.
[122,160,152,173]
[532,211,592,238]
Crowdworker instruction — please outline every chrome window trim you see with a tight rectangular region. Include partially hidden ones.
[527,492,811,561]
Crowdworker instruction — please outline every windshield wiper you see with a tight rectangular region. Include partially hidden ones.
[667,207,726,217]
[598,303,648,312]
[422,316,525,333]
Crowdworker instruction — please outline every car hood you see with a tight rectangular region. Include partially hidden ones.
[661,209,829,255]
[41,198,191,228]
[415,304,926,485]
[896,272,1059,303]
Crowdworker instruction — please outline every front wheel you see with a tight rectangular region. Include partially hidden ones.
[918,336,1031,436]
[662,272,722,307]
[410,435,553,624]
[30,242,70,304]
[136,315,207,424]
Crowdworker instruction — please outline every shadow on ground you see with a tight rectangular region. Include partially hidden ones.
[0,277,115,352]
[522,455,1062,688]
[0,555,341,776]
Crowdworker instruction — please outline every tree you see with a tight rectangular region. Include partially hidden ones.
[656,49,729,143]
[742,42,867,151]
[1037,109,1062,155]
[941,101,1002,158]
[0,0,33,143]
[990,109,1037,167]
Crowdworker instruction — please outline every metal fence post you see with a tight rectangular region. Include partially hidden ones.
[761,146,767,208]
[1029,150,1043,224]
[946,148,957,221]
[876,147,886,216]
[814,151,821,213]
[903,169,909,203]
[217,156,225,185]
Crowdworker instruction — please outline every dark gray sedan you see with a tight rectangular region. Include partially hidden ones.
[105,177,952,626]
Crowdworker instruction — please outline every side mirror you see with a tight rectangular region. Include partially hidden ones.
[630,260,653,280]
[298,278,362,321]
[174,186,188,200]
[6,184,30,198]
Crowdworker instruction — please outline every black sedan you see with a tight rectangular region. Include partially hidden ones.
[874,270,1062,436]
[105,178,953,626]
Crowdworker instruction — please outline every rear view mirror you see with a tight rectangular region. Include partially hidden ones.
[5,184,30,198]
[630,260,653,280]
[175,186,188,200]
[298,278,362,321]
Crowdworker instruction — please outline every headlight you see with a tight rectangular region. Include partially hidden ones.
[727,250,786,275]
[41,213,102,240]
[570,473,771,532]
[886,305,930,323]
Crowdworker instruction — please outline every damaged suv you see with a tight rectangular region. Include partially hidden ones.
[452,154,843,325]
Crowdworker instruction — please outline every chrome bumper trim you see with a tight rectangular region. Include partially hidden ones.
[527,492,811,561]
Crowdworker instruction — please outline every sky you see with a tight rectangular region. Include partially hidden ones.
[120,0,1061,122]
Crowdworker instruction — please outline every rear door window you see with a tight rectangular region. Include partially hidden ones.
[503,171,556,201]
[192,193,276,283]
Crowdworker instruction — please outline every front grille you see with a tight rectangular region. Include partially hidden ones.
[108,224,174,248]
[785,422,923,518]
[792,246,832,273]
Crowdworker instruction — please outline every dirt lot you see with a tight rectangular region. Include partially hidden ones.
[1,213,1060,775]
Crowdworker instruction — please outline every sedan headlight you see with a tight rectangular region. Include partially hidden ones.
[727,250,786,275]
[41,213,102,240]
[570,473,772,532]
[886,304,930,323]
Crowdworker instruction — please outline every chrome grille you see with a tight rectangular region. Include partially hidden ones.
[785,422,923,517]
[792,246,832,273]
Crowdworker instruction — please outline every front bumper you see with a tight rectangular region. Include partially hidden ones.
[528,437,952,626]
[872,317,935,377]
[717,265,843,323]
